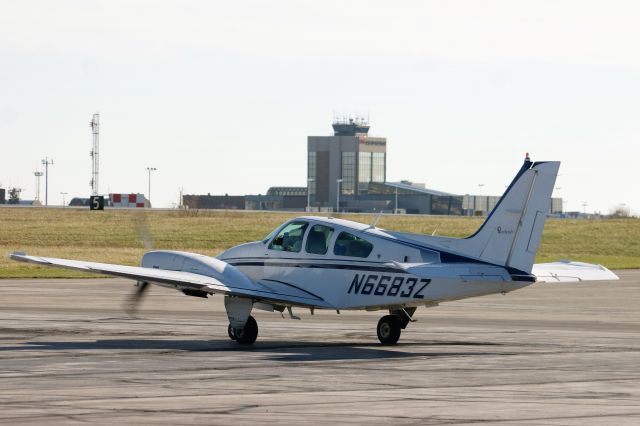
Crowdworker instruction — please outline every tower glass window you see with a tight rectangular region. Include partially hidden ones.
[358,152,371,191]
[307,151,316,197]
[341,152,355,195]
[372,152,385,183]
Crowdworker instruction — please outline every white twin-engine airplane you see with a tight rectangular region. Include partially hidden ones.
[11,156,618,345]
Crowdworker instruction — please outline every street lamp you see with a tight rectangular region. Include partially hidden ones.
[41,157,54,206]
[60,192,67,207]
[146,167,157,207]
[307,178,315,212]
[336,179,343,213]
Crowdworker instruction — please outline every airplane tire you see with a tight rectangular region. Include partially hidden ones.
[234,315,258,345]
[377,315,402,345]
[228,324,236,341]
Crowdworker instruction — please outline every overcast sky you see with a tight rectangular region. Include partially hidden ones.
[2,0,639,214]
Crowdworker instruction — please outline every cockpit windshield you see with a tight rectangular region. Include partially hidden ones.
[268,221,309,253]
[262,226,281,244]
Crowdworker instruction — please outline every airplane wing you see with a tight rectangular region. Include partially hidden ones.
[532,261,619,283]
[9,252,334,309]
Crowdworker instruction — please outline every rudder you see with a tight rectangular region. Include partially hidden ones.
[455,158,560,274]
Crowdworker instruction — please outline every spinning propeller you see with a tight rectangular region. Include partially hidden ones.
[124,280,150,316]
[124,214,154,316]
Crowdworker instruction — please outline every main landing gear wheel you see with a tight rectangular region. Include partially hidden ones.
[377,315,402,345]
[231,315,259,345]
[228,324,236,341]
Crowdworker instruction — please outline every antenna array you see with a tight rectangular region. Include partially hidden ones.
[90,113,100,196]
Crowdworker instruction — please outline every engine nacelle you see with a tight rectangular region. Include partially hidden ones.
[140,250,256,291]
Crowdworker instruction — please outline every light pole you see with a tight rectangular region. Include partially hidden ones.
[336,179,343,213]
[60,192,67,207]
[146,167,157,207]
[478,183,485,215]
[395,185,398,214]
[307,178,315,212]
[41,157,53,206]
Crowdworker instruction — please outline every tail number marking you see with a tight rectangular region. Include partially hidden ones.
[348,274,431,299]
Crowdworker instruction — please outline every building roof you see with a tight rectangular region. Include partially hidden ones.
[373,181,457,197]
[267,187,307,197]
[332,117,370,136]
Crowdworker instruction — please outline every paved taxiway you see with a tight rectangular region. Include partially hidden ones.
[1,271,639,424]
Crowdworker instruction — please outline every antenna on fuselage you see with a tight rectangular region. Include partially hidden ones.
[369,210,384,229]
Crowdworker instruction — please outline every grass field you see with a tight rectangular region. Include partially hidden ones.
[1,207,638,278]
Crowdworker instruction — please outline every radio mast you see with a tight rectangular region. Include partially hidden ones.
[90,113,100,196]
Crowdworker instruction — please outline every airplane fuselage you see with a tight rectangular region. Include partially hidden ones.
[217,216,532,311]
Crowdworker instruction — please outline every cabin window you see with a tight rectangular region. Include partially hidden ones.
[269,221,309,253]
[305,224,334,255]
[333,232,374,258]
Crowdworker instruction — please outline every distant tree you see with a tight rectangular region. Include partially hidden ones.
[8,187,22,204]
[609,204,631,218]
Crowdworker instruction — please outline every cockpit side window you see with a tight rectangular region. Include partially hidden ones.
[268,221,309,253]
[305,224,334,255]
[333,232,374,258]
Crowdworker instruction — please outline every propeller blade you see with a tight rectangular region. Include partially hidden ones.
[124,281,150,316]
[124,215,154,316]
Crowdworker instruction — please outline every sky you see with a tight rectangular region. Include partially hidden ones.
[1,0,639,214]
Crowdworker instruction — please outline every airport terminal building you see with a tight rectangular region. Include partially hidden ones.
[184,119,563,216]
[305,118,463,214]
[308,118,387,207]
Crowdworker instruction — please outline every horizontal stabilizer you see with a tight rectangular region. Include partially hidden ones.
[532,261,619,283]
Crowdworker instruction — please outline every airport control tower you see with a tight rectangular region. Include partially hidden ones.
[308,117,387,210]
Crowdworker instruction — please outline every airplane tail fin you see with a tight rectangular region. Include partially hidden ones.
[453,156,560,274]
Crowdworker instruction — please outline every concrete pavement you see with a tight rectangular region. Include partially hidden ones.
[1,271,639,424]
